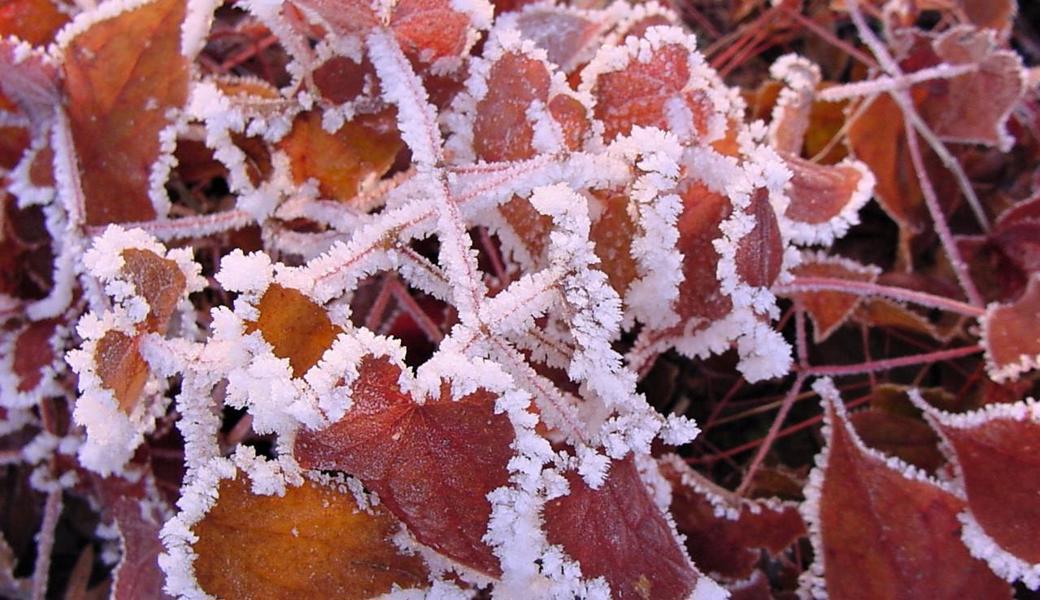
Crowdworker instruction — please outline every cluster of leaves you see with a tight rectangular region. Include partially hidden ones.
[0,0,1038,597]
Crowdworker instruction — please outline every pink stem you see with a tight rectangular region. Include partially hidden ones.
[803,344,982,377]
[735,372,807,496]
[776,276,985,317]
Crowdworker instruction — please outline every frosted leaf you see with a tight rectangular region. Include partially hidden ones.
[779,156,874,247]
[660,454,805,582]
[766,54,820,155]
[980,274,1040,382]
[798,379,1008,599]
[580,25,731,144]
[783,251,881,342]
[909,392,1040,588]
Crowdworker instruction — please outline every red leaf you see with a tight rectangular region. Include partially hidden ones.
[981,274,1040,382]
[542,455,711,600]
[674,180,734,326]
[923,26,1025,150]
[112,497,172,600]
[734,188,783,290]
[801,380,1011,599]
[782,155,872,245]
[510,5,604,73]
[0,38,60,123]
[587,38,718,142]
[295,355,515,577]
[11,318,59,393]
[0,0,69,46]
[661,456,805,582]
[913,395,1040,586]
[390,0,480,65]
[473,52,551,162]
[62,0,191,225]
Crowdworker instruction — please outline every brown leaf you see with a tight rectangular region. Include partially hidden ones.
[121,249,187,332]
[915,395,1040,581]
[661,457,805,582]
[802,380,1011,600]
[543,455,710,600]
[192,475,429,599]
[62,0,191,226]
[786,254,879,342]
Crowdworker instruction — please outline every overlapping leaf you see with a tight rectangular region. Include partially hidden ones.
[801,380,1011,599]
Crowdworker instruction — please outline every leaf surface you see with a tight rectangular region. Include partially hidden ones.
[63,0,191,225]
[295,356,515,577]
[192,475,429,599]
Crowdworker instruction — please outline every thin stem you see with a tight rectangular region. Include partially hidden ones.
[31,489,62,600]
[903,117,985,306]
[776,276,985,316]
[735,372,806,496]
[779,5,878,69]
[818,63,977,102]
[845,0,990,232]
[803,344,982,377]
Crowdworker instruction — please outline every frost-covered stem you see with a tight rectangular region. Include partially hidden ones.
[775,276,985,316]
[794,302,809,369]
[818,63,977,102]
[735,372,807,497]
[778,5,878,68]
[903,116,985,307]
[31,489,61,600]
[804,344,983,377]
[84,209,254,241]
[845,0,990,232]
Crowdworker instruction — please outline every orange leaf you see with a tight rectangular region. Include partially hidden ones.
[0,0,68,45]
[247,284,343,378]
[390,0,475,65]
[94,330,150,413]
[279,109,402,203]
[192,475,429,599]
[62,0,191,226]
